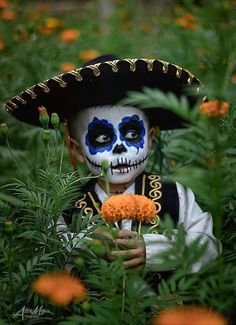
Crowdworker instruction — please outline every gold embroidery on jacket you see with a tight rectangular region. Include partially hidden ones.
[147,175,162,233]
[75,194,93,216]
[141,174,146,196]
[87,192,101,214]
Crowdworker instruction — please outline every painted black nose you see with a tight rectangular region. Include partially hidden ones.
[112,144,127,154]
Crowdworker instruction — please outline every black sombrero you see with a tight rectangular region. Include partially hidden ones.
[4,54,200,130]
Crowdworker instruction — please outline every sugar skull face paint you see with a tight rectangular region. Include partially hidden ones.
[75,106,150,184]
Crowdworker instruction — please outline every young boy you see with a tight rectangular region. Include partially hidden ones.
[5,55,220,275]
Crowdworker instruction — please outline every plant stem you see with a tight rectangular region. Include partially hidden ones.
[6,138,24,176]
[121,273,126,314]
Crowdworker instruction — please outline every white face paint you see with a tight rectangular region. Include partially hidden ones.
[75,106,150,184]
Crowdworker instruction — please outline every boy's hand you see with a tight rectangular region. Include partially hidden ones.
[110,230,146,271]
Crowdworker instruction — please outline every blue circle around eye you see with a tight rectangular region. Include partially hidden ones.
[118,115,145,148]
[85,117,117,155]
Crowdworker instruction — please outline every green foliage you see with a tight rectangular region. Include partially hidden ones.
[0,0,235,324]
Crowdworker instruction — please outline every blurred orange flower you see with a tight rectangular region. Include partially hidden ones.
[101,194,156,223]
[59,29,80,43]
[231,73,236,84]
[0,0,8,9]
[200,100,229,118]
[140,22,152,33]
[36,3,49,13]
[32,271,87,307]
[44,17,64,29]
[175,13,197,30]
[60,63,76,73]
[152,306,227,325]
[0,39,5,51]
[80,49,100,62]
[1,9,16,20]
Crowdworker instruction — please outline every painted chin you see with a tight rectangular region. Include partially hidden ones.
[86,156,148,177]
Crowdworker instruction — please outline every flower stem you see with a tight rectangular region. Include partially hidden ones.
[138,222,142,235]
[121,273,126,314]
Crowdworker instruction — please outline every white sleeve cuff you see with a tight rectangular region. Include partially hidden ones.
[143,233,176,272]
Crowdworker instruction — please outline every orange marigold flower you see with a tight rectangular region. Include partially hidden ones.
[1,9,16,21]
[101,194,156,223]
[59,29,80,43]
[0,39,5,51]
[32,272,87,307]
[60,62,76,73]
[44,17,64,29]
[38,106,48,115]
[36,3,49,13]
[231,73,236,84]
[175,12,197,30]
[80,49,100,62]
[0,0,8,9]
[200,100,229,118]
[133,195,156,223]
[101,194,136,222]
[152,306,227,325]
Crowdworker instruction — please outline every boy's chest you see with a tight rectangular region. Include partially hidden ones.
[63,173,180,229]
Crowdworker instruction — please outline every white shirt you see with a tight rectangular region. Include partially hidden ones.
[58,181,221,273]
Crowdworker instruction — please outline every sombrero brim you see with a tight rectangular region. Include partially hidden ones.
[5,58,200,130]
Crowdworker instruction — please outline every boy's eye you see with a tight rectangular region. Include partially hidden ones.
[125,130,138,140]
[95,134,111,144]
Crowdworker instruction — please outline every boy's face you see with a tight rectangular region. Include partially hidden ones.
[72,106,154,184]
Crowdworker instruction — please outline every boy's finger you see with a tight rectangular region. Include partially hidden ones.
[117,230,138,239]
[115,238,143,249]
[111,247,145,259]
[123,257,145,269]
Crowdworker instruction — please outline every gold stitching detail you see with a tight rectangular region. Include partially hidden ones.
[159,60,169,74]
[89,63,101,77]
[87,192,100,214]
[53,76,67,88]
[5,103,13,113]
[25,88,37,99]
[84,207,94,215]
[142,59,155,71]
[148,175,162,215]
[146,174,162,234]
[105,60,119,72]
[8,100,18,109]
[38,82,50,93]
[187,73,194,85]
[147,215,160,234]
[15,95,27,105]
[174,65,182,78]
[75,194,87,209]
[142,174,146,196]
[125,59,137,72]
[69,70,83,81]
[75,194,94,216]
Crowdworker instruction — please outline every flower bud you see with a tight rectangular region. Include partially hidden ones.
[59,122,66,137]
[101,159,110,173]
[75,257,85,267]
[0,123,8,137]
[81,301,90,311]
[51,112,60,129]
[38,106,49,129]
[4,220,14,233]
[91,239,107,257]
[42,129,50,143]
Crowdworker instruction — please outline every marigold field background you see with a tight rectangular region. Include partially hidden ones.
[0,0,236,324]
